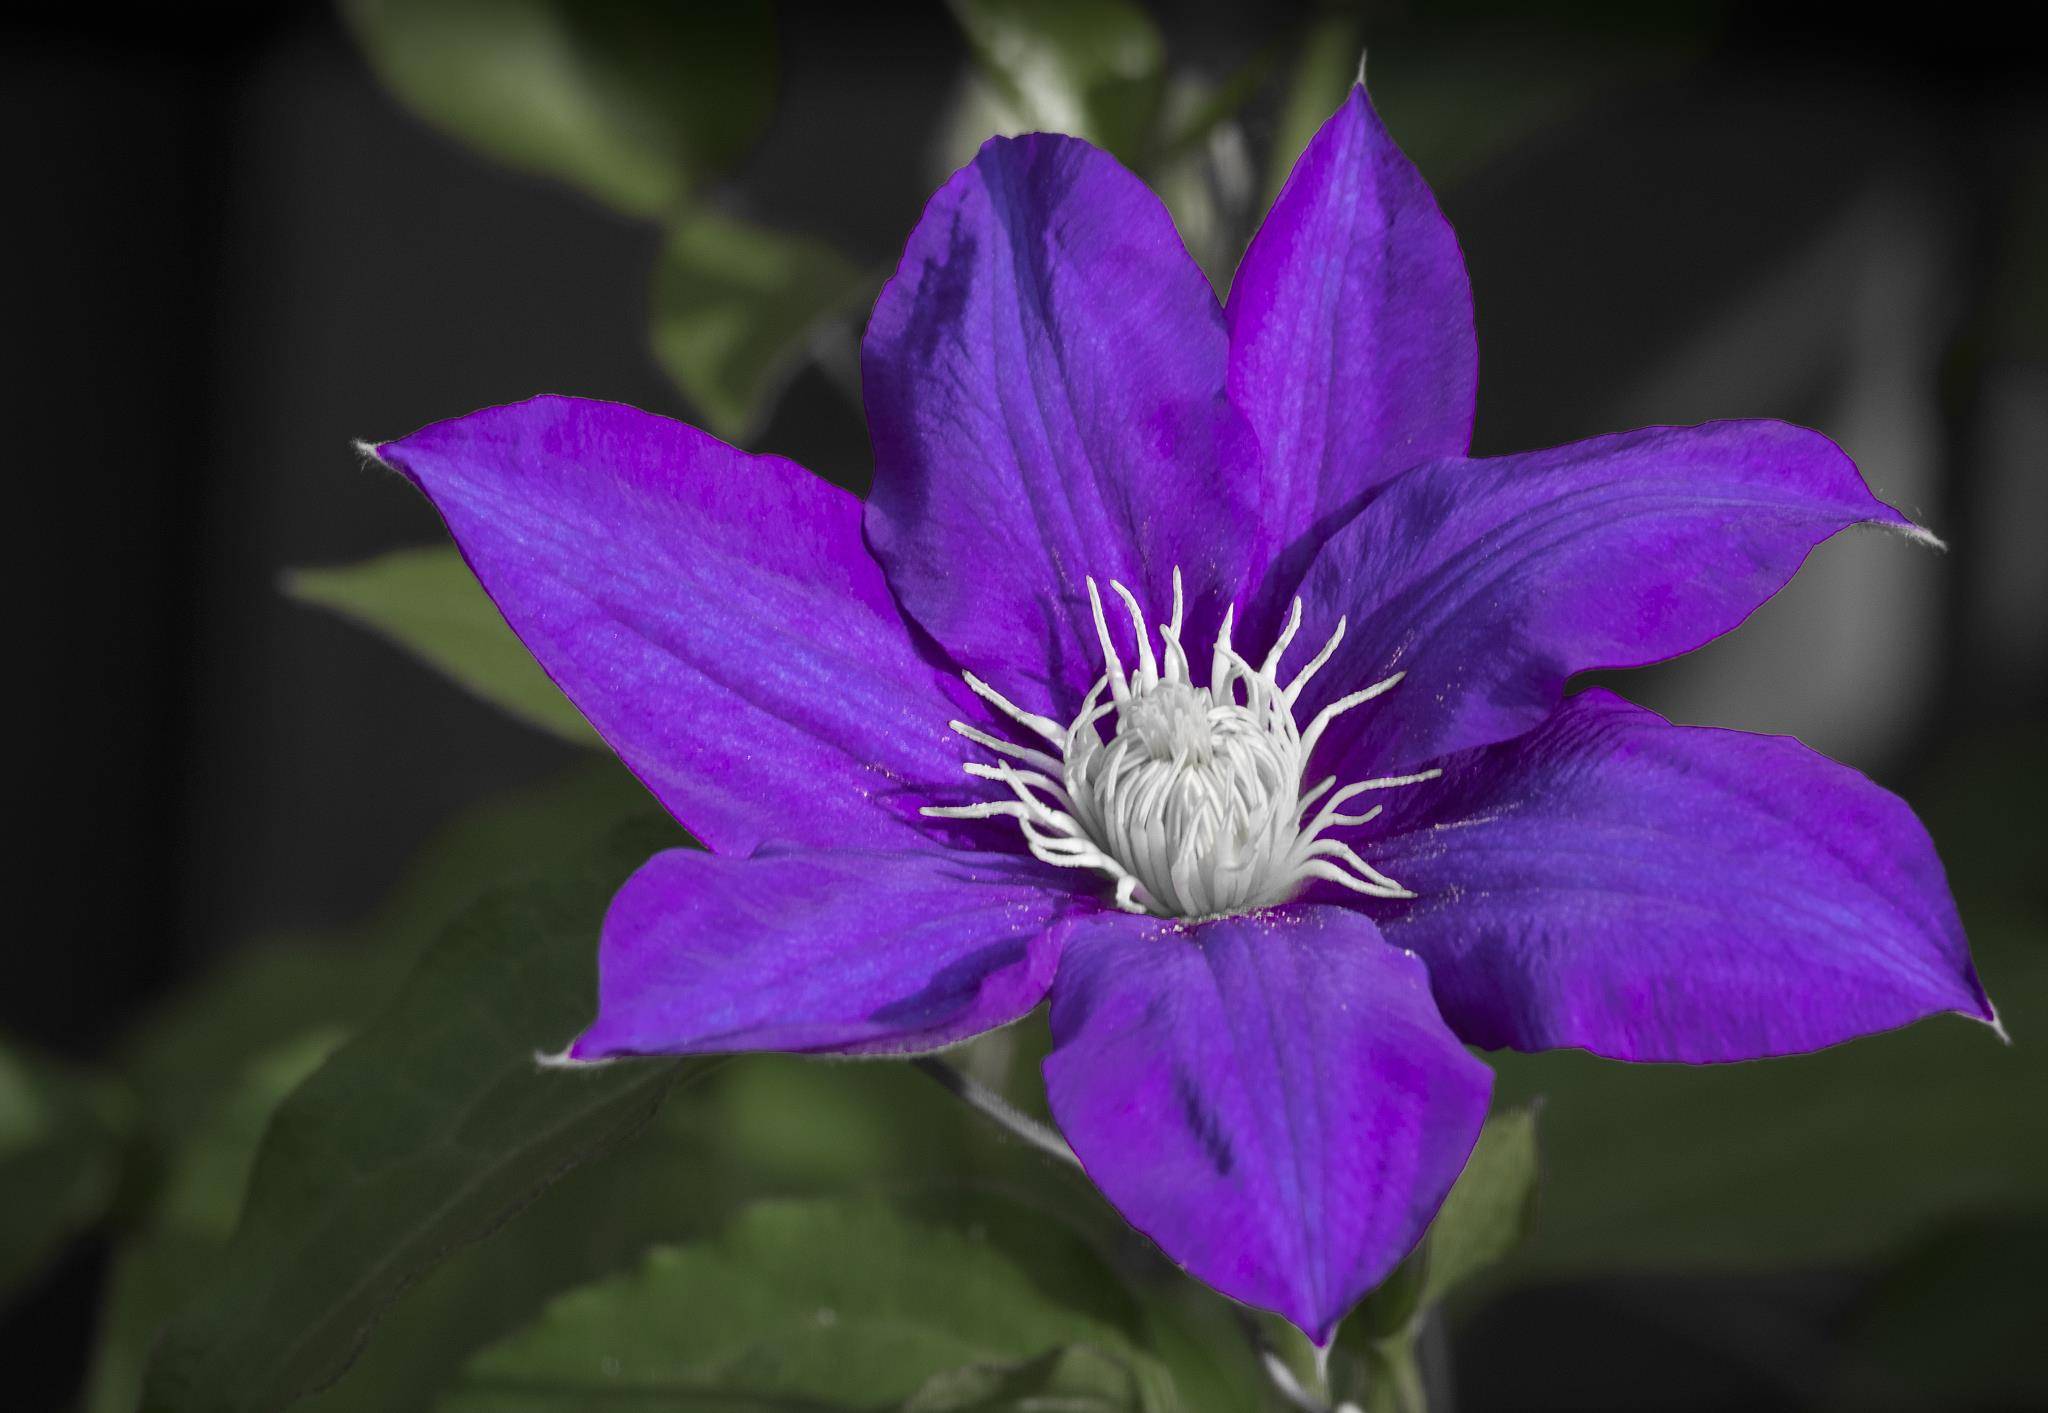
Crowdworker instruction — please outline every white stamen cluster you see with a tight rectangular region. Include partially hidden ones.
[923,570,1440,919]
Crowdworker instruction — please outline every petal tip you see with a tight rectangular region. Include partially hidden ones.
[542,1036,615,1070]
[1983,999,2012,1046]
[1882,516,1949,553]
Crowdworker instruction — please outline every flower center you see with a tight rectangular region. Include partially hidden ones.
[924,570,1440,919]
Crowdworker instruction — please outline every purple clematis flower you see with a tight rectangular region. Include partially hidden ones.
[369,86,1994,1342]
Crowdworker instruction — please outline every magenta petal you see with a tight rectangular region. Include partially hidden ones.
[1043,905,1492,1342]
[570,848,1069,1060]
[373,396,965,856]
[863,134,1260,712]
[1361,690,1994,1061]
[1228,86,1476,587]
[1294,420,1926,775]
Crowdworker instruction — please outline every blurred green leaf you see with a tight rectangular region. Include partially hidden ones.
[1367,41,1691,192]
[1157,55,1274,168]
[304,1049,1265,1411]
[1344,1105,1539,1348]
[291,1056,984,1413]
[1263,14,1363,211]
[343,0,775,218]
[292,1102,725,1413]
[435,1195,1179,1412]
[899,1343,1153,1411]
[1422,1102,1540,1308]
[106,983,1263,1413]
[0,1039,127,1302]
[1491,911,2044,1279]
[82,769,654,1413]
[649,210,870,442]
[1264,31,1692,211]
[1828,1215,2048,1410]
[287,546,601,747]
[141,823,700,1413]
[948,0,1166,164]
[84,1031,342,1413]
[118,766,647,1154]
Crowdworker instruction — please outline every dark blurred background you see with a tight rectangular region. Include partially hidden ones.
[6,2,2044,1409]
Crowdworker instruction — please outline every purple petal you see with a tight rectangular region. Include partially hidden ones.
[1228,86,1476,594]
[373,396,967,856]
[1043,905,1492,1342]
[570,848,1070,1060]
[1293,420,1928,775]
[863,134,1260,713]
[1360,689,1993,1061]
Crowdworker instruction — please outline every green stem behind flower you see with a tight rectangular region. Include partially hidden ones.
[1362,1333,1430,1413]
[910,1056,1077,1167]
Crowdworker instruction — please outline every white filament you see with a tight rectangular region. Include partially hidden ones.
[922,569,1439,919]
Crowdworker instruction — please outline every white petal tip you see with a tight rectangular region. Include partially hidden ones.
[1885,519,1948,552]
[534,1045,604,1070]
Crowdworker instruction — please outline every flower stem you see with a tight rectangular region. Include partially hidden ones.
[1364,1335,1430,1413]
[910,1056,1079,1167]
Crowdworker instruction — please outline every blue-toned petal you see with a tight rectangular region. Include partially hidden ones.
[569,848,1070,1060]
[1043,905,1492,1342]
[863,133,1261,715]
[373,396,967,857]
[1359,690,1993,1061]
[1228,85,1476,594]
[1292,420,1930,775]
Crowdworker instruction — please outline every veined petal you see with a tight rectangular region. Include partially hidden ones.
[569,848,1070,1060]
[1043,905,1492,1342]
[372,396,965,857]
[863,133,1260,714]
[1228,85,1476,595]
[1293,420,1929,775]
[1360,690,1993,1062]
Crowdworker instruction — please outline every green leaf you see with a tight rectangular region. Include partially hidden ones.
[947,0,1166,164]
[649,210,870,441]
[287,546,601,747]
[1420,1102,1540,1308]
[0,1039,127,1301]
[1346,1105,1540,1346]
[141,825,701,1413]
[117,985,1108,1411]
[289,1102,727,1413]
[287,1056,986,1413]
[898,1344,1151,1411]
[113,1003,1262,1413]
[82,769,654,1413]
[115,766,649,1165]
[343,0,775,218]
[435,1195,1180,1412]
[1334,1106,1539,1408]
[84,1031,342,1413]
